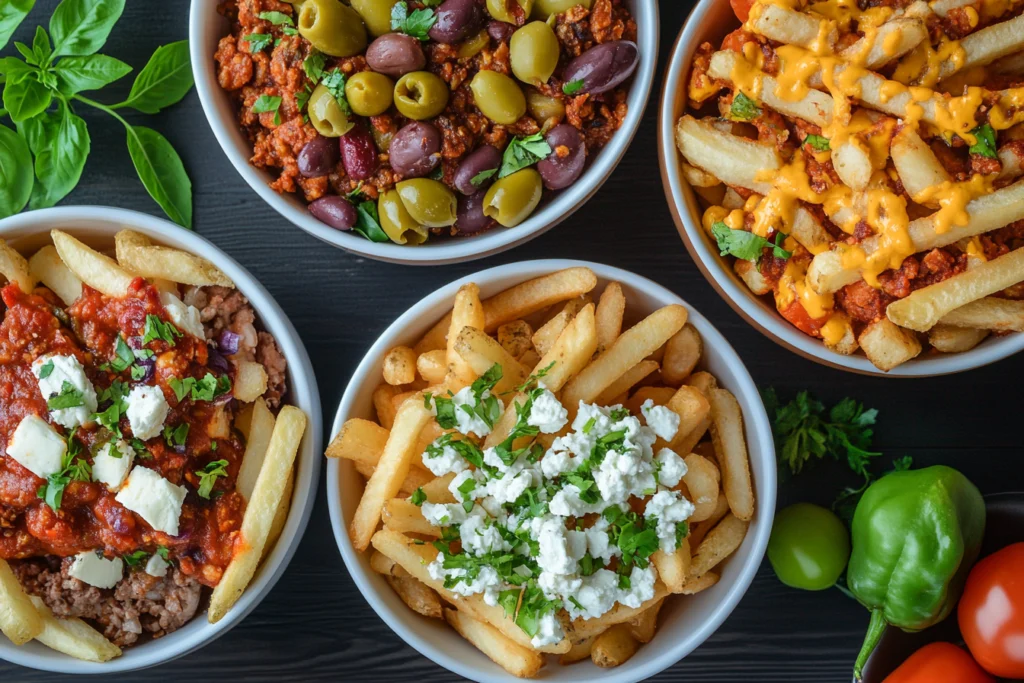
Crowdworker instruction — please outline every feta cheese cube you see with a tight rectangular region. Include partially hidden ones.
[641,398,681,442]
[159,292,206,340]
[126,385,169,441]
[91,439,135,491]
[115,467,187,536]
[145,553,170,578]
[527,390,568,434]
[32,354,98,429]
[655,448,688,488]
[6,414,66,479]
[68,551,123,589]
[529,611,566,648]
[421,441,468,477]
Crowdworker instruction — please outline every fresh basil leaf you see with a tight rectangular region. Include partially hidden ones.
[0,0,35,52]
[31,25,51,65]
[29,102,89,209]
[54,53,131,95]
[49,0,125,58]
[353,199,389,242]
[0,56,34,80]
[730,91,760,121]
[498,133,551,178]
[0,123,33,218]
[804,133,830,151]
[969,123,997,159]
[16,107,56,154]
[114,40,193,114]
[14,42,36,65]
[3,74,51,123]
[243,32,273,53]
[125,124,192,228]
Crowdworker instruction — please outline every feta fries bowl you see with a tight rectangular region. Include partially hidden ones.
[327,261,775,681]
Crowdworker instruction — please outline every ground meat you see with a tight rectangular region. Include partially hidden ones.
[970,153,1002,176]
[255,332,288,409]
[12,557,202,647]
[943,7,976,39]
[836,280,892,323]
[878,255,919,298]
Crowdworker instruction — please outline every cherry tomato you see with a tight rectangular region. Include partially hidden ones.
[958,542,1024,678]
[882,642,994,683]
[729,0,756,22]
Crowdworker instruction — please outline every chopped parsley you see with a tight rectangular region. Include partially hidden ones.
[143,315,182,347]
[303,51,327,85]
[46,380,85,410]
[410,487,427,506]
[163,422,190,449]
[122,550,148,568]
[37,431,91,511]
[969,123,998,159]
[157,546,170,561]
[168,373,232,403]
[729,91,761,121]
[93,380,130,436]
[320,69,352,116]
[258,10,298,35]
[38,360,54,379]
[243,33,274,53]
[804,134,831,151]
[711,221,791,262]
[390,1,437,41]
[498,133,552,179]
[470,168,497,187]
[131,438,153,459]
[252,94,283,126]
[195,459,229,499]
[562,79,585,96]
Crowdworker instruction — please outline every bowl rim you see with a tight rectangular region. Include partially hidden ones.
[326,258,777,682]
[656,1,1024,377]
[0,206,323,673]
[188,2,660,266]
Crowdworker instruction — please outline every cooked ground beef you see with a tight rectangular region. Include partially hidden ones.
[184,285,288,409]
[13,557,202,647]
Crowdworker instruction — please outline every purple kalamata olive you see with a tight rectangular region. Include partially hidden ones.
[455,190,496,234]
[389,122,442,178]
[537,124,585,190]
[562,40,639,95]
[487,20,515,43]
[339,124,378,181]
[452,145,501,195]
[309,196,358,230]
[366,34,426,78]
[429,0,484,44]
[297,136,340,177]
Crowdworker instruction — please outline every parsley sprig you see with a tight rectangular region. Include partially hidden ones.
[168,373,232,403]
[390,1,437,40]
[729,91,761,121]
[499,134,552,178]
[36,429,91,511]
[195,459,229,499]
[93,380,129,436]
[711,222,791,263]
[969,123,998,159]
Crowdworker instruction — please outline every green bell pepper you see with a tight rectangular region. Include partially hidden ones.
[848,465,985,680]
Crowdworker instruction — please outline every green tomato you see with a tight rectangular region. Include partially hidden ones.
[768,503,851,591]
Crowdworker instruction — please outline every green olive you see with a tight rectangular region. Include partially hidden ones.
[525,87,565,131]
[470,71,526,125]
[298,0,368,57]
[483,168,542,227]
[345,71,395,117]
[486,0,534,23]
[531,0,591,19]
[509,21,560,84]
[379,189,429,244]
[393,71,450,120]
[458,30,490,59]
[307,83,354,137]
[349,0,400,37]
[396,179,458,227]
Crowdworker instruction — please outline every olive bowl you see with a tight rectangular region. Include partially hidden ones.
[326,260,777,682]
[189,1,658,265]
[0,207,323,673]
[656,0,1024,377]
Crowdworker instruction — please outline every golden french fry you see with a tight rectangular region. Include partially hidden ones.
[560,635,598,664]
[681,571,720,595]
[685,371,717,396]
[416,349,447,384]
[209,406,306,623]
[652,539,691,594]
[0,239,35,294]
[373,384,401,429]
[682,454,721,522]
[233,360,268,402]
[369,550,397,575]
[937,296,1024,332]
[594,360,659,406]
[454,326,529,396]
[624,386,676,416]
[929,324,989,352]
[709,388,754,521]
[421,473,457,504]
[595,282,626,352]
[0,558,43,645]
[666,385,711,451]
[389,576,443,620]
[688,493,730,547]
[688,514,749,580]
[627,599,664,644]
[447,283,486,386]
[114,229,233,287]
[661,325,702,386]
[51,229,134,298]
[570,585,669,640]
[29,596,120,662]
[383,346,418,386]
[28,245,82,305]
[858,318,923,371]
[532,303,576,357]
[383,497,440,537]
[236,398,276,502]
[263,470,293,561]
[355,460,434,498]
[497,320,534,359]
[591,624,639,668]
[444,608,544,677]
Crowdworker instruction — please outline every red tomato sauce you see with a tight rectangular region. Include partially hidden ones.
[0,280,246,588]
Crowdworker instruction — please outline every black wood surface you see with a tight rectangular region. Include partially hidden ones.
[2,1,1023,680]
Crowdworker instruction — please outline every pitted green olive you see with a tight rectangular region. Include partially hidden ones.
[345,71,394,116]
[307,83,354,137]
[525,88,565,131]
[458,29,490,59]
[396,179,458,227]
[298,0,368,57]
[483,168,542,227]
[470,71,526,125]
[485,0,534,23]
[350,0,400,37]
[379,189,429,244]
[394,71,450,120]
[531,0,591,19]
[509,22,559,84]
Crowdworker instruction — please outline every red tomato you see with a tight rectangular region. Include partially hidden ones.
[882,642,994,683]
[777,300,827,337]
[729,0,756,22]
[721,28,756,53]
[959,542,1024,678]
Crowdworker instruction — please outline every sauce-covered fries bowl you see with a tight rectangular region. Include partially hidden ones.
[659,0,1024,376]
[0,207,322,673]
[327,260,775,681]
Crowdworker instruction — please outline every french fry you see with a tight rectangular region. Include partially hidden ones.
[840,17,927,69]
[114,229,233,287]
[370,550,397,575]
[929,324,990,352]
[624,386,676,417]
[931,13,1024,83]
[675,116,780,194]
[234,360,268,402]
[0,239,35,294]
[383,497,440,537]
[389,576,443,620]
[0,558,43,645]
[29,596,120,662]
[28,245,82,305]
[749,2,836,50]
[355,460,434,497]
[681,571,720,595]
[236,398,276,502]
[383,346,418,386]
[595,282,626,353]
[421,473,457,504]
[570,585,670,640]
[594,360,659,406]
[689,514,749,580]
[627,598,663,643]
[444,609,544,678]
[682,454,721,522]
[327,418,389,460]
[936,294,1024,332]
[51,229,134,298]
[891,127,951,203]
[416,349,448,385]
[665,385,712,451]
[446,283,486,386]
[708,388,754,521]
[652,539,691,593]
[858,318,923,370]
[681,162,720,188]
[263,471,293,560]
[661,325,702,386]
[559,635,598,664]
[454,326,529,396]
[709,50,834,127]
[497,320,535,359]
[373,384,401,429]
[208,406,306,623]
[688,494,730,548]
[735,258,772,296]
[532,303,576,357]
[591,624,640,668]
[686,371,717,396]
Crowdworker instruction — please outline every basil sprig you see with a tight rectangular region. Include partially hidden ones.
[0,0,195,226]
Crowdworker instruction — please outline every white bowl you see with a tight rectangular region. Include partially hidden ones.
[657,1,1024,377]
[0,207,323,673]
[327,259,776,682]
[189,3,659,265]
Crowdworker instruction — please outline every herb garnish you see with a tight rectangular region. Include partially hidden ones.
[142,314,182,346]
[562,79,584,96]
[251,94,282,126]
[46,380,84,410]
[195,459,229,499]
[93,380,129,436]
[320,68,351,115]
[243,33,273,53]
[729,91,761,121]
[470,168,497,187]
[390,1,437,40]
[969,123,997,159]
[168,373,232,403]
[498,133,552,178]
[711,221,791,262]
[353,198,389,243]
[804,134,831,151]
[38,360,54,379]
[122,550,148,567]
[163,422,189,449]
[411,487,427,506]
[258,11,298,35]
[302,51,327,85]
[36,429,91,511]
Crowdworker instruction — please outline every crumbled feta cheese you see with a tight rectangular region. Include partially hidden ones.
[421,501,469,527]
[655,448,688,488]
[115,467,187,536]
[431,385,497,437]
[619,565,657,608]
[584,517,620,563]
[427,554,501,597]
[421,441,468,477]
[125,385,169,440]
[145,553,169,578]
[159,291,206,340]
[539,448,574,479]
[459,508,512,556]
[530,611,566,648]
[527,389,568,433]
[534,517,586,575]
[548,484,600,517]
[448,469,484,503]
[538,570,582,601]
[32,354,97,429]
[68,551,123,589]
[645,490,696,552]
[91,439,134,492]
[6,415,66,479]
[568,569,620,620]
[642,399,680,442]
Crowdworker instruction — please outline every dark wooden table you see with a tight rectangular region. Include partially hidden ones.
[3,1,1022,680]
